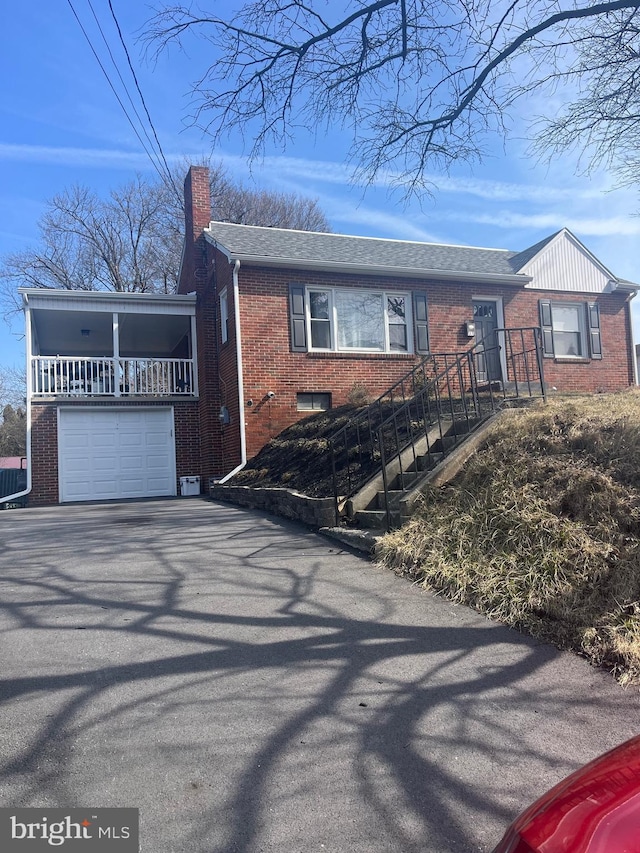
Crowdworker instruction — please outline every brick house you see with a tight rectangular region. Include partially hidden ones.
[15,165,638,506]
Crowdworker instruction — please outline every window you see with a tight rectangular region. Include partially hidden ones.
[220,289,229,344]
[539,300,602,359]
[309,291,331,349]
[290,285,428,354]
[552,305,582,356]
[297,392,331,411]
[335,291,385,350]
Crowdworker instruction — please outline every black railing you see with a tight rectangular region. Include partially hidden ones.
[328,328,545,528]
[327,351,460,508]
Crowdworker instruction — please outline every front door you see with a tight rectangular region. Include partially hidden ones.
[473,300,501,384]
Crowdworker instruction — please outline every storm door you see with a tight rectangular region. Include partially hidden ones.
[472,300,501,383]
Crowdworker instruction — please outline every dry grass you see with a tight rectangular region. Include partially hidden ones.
[377,392,640,686]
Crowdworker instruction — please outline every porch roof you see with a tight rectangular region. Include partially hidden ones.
[19,288,196,315]
[20,289,196,358]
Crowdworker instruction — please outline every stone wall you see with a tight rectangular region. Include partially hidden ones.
[209,480,336,528]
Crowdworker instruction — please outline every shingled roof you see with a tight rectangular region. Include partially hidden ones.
[507,231,561,272]
[204,221,532,281]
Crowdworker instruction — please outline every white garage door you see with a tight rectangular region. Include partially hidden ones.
[58,408,176,502]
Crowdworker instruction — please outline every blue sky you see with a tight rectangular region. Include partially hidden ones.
[1,1,639,370]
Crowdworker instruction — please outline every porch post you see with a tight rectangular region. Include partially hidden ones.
[113,312,120,397]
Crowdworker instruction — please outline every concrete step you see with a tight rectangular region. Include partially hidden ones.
[354,508,401,530]
[388,471,420,490]
[373,489,404,510]
[431,435,458,452]
[413,451,444,472]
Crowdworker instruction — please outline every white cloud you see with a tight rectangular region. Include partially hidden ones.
[221,149,634,209]
[0,143,153,169]
[325,202,442,242]
[458,210,640,237]
[1,142,632,216]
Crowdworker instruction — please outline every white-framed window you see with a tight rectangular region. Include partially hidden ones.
[552,304,584,357]
[220,288,229,344]
[539,300,602,360]
[291,286,417,354]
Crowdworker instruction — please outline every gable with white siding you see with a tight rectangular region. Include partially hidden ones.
[519,229,616,293]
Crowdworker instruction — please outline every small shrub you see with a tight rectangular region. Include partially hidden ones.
[347,382,371,407]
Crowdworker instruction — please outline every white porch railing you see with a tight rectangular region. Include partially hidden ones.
[31,357,197,397]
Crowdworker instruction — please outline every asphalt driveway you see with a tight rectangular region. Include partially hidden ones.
[1,498,639,852]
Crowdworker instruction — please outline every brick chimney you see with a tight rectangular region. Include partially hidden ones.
[178,166,211,295]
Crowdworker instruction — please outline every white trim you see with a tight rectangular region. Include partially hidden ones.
[206,237,233,264]
[219,287,229,344]
[190,314,199,397]
[549,300,589,359]
[305,286,413,354]
[20,289,196,315]
[219,260,247,483]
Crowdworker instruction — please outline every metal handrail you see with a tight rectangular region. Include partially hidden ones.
[329,327,545,527]
[326,350,480,504]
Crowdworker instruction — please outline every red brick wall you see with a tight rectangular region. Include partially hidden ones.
[507,288,634,393]
[174,402,202,483]
[178,167,247,482]
[30,401,201,506]
[238,268,422,458]
[179,165,635,477]
[179,166,212,298]
[30,404,58,505]
[229,266,634,460]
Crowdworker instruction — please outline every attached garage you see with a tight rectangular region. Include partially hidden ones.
[58,408,176,502]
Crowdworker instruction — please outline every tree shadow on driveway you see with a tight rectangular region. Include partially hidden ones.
[1,499,639,853]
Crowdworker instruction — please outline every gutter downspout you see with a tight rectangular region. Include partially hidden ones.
[219,259,247,482]
[628,293,639,386]
[1,293,32,506]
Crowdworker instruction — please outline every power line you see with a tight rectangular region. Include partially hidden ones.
[65,0,181,201]
[106,0,182,204]
[85,0,167,178]
[65,0,167,186]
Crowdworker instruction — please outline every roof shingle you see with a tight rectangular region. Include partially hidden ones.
[205,221,524,277]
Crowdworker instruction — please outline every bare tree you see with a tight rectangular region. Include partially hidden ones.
[0,365,25,410]
[0,177,181,315]
[0,404,26,457]
[170,158,331,230]
[211,182,331,230]
[145,1,640,192]
[0,164,330,318]
[0,366,26,457]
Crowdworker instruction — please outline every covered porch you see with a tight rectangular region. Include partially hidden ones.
[22,289,198,399]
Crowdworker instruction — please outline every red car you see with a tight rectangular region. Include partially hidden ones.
[492,735,640,852]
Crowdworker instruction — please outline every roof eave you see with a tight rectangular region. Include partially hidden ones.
[612,280,639,294]
[220,253,531,285]
[18,288,197,305]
